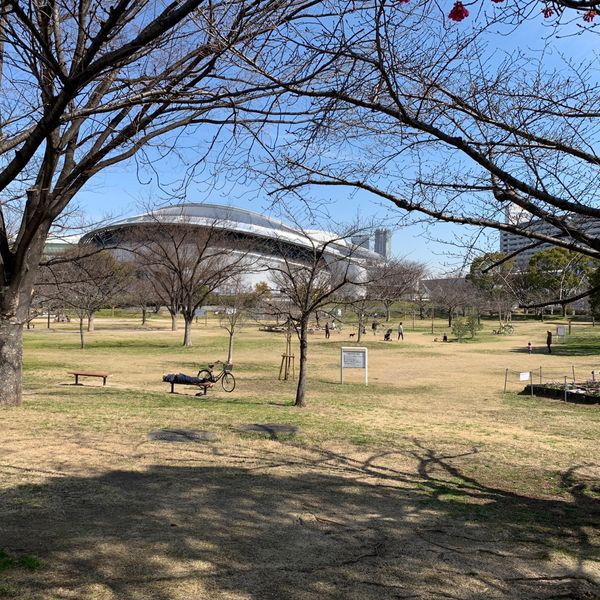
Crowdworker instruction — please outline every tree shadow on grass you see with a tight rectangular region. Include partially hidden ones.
[510,342,600,357]
[0,442,598,600]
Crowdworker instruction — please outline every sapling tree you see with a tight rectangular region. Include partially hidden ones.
[218,278,262,364]
[266,223,369,407]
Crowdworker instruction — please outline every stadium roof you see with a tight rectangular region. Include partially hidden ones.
[81,203,380,262]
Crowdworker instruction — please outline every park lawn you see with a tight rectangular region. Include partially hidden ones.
[0,315,598,599]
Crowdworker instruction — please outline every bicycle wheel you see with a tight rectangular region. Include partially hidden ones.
[198,369,212,381]
[222,372,236,392]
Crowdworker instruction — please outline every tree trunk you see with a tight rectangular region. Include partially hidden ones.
[0,319,23,406]
[87,312,95,332]
[183,316,193,347]
[0,219,50,405]
[448,311,453,327]
[169,309,178,331]
[295,318,308,407]
[227,332,234,364]
[141,307,147,325]
[79,316,85,349]
[385,304,391,322]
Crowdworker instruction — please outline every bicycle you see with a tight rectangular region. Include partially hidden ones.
[197,360,236,392]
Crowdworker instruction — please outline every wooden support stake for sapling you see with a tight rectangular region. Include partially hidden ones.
[503,368,508,394]
[564,376,568,402]
[539,366,543,384]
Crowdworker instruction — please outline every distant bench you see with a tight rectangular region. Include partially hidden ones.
[67,371,110,386]
[163,373,213,396]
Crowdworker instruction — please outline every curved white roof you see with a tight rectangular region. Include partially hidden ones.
[82,203,380,262]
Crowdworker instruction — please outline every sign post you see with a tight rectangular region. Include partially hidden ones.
[340,347,368,385]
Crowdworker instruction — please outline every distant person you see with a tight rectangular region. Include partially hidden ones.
[443,333,448,342]
[528,341,532,354]
[384,329,392,341]
[546,330,552,354]
[325,322,330,339]
[372,321,378,336]
[397,322,404,341]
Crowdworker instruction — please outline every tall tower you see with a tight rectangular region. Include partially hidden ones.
[374,228,392,259]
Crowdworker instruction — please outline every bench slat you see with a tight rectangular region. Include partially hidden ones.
[67,371,110,377]
[67,371,110,386]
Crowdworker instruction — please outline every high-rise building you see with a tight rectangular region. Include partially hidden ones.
[499,207,600,268]
[374,228,392,260]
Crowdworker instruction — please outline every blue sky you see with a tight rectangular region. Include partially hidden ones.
[73,13,595,275]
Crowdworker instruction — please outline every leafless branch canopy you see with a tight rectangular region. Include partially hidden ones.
[245,2,600,273]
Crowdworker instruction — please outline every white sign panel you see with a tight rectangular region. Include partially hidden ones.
[519,371,531,381]
[340,347,368,385]
[342,350,366,369]
[556,326,566,337]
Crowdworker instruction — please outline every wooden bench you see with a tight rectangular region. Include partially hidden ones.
[67,371,110,386]
[166,380,213,396]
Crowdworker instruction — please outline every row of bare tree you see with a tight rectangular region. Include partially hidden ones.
[32,218,428,406]
[2,1,599,406]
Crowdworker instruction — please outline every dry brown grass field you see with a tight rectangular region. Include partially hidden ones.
[1,314,599,599]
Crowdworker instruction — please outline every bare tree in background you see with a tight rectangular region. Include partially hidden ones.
[421,277,475,328]
[0,0,324,405]
[467,252,519,325]
[132,220,253,347]
[38,251,129,348]
[370,259,426,322]
[266,224,369,407]
[123,270,158,327]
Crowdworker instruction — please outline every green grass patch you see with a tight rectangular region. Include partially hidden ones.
[0,550,41,573]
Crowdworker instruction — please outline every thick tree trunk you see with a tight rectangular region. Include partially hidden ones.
[0,319,23,406]
[141,307,147,325]
[183,316,193,347]
[295,318,308,407]
[385,305,391,322]
[0,215,51,405]
[448,312,453,327]
[87,312,95,332]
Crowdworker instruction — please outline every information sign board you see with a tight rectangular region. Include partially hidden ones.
[340,347,368,385]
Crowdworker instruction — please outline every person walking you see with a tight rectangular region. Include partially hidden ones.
[397,322,404,341]
[546,330,552,354]
[325,322,330,339]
